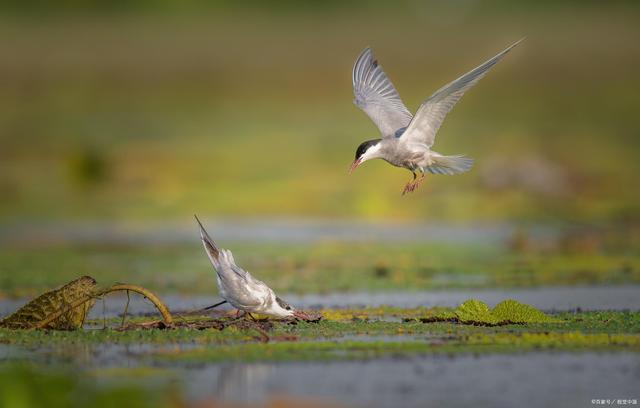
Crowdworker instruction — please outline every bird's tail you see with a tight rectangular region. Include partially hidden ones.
[425,154,474,175]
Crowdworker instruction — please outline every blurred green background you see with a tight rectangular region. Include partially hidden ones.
[1,5,639,407]
[1,0,638,223]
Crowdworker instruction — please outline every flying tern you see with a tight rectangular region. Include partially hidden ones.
[349,39,523,194]
[195,215,307,320]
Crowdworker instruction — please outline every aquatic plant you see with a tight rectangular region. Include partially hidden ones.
[0,277,173,330]
[421,299,561,326]
[0,276,97,330]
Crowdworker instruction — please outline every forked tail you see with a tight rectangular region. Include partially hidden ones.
[425,154,474,175]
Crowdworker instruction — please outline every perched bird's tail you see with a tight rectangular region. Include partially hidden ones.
[425,154,474,175]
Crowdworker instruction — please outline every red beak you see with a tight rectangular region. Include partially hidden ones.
[293,310,310,320]
[349,158,362,174]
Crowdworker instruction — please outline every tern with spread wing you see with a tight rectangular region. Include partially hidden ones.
[195,215,307,320]
[349,39,523,194]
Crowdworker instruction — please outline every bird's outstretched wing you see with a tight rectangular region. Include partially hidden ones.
[399,39,523,148]
[352,47,413,138]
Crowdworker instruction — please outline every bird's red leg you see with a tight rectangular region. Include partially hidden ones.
[412,172,426,191]
[402,172,417,195]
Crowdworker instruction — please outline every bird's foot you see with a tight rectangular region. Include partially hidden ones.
[401,181,412,195]
[402,180,418,195]
[402,176,425,195]
[402,181,414,195]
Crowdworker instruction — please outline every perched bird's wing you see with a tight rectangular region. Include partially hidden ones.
[352,47,413,138]
[399,39,523,148]
[194,215,270,309]
[195,215,249,281]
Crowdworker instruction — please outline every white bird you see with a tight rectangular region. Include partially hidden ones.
[195,215,307,320]
[349,39,523,194]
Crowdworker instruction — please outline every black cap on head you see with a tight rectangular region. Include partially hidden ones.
[276,296,292,311]
[355,139,381,160]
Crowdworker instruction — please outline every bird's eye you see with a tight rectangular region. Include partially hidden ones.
[285,305,291,310]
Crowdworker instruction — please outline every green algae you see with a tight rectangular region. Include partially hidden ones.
[319,306,433,322]
[0,310,638,367]
[0,310,637,354]
[465,332,640,349]
[152,332,640,364]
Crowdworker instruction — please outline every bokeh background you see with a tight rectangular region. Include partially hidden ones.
[2,0,639,222]
[0,1,639,297]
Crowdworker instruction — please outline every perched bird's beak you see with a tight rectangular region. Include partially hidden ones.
[349,158,362,174]
[292,310,311,320]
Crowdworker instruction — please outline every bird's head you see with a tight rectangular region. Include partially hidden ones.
[274,296,309,320]
[349,139,382,174]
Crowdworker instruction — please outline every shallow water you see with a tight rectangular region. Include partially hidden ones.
[2,339,638,408]
[0,219,519,246]
[181,353,640,408]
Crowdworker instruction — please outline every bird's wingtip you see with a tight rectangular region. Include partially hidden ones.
[510,37,526,48]
[193,214,220,259]
[194,214,206,232]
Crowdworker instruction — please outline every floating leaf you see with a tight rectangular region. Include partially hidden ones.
[421,299,562,326]
[492,299,560,323]
[0,278,174,330]
[454,299,502,325]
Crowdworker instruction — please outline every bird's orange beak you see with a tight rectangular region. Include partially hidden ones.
[349,158,362,175]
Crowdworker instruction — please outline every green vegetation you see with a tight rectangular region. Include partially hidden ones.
[0,4,639,224]
[153,333,640,364]
[419,299,562,325]
[1,240,638,298]
[491,299,560,323]
[1,309,638,349]
[1,309,637,406]
[0,276,97,329]
[0,364,178,408]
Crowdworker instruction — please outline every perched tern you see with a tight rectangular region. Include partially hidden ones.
[349,39,523,194]
[195,215,307,320]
